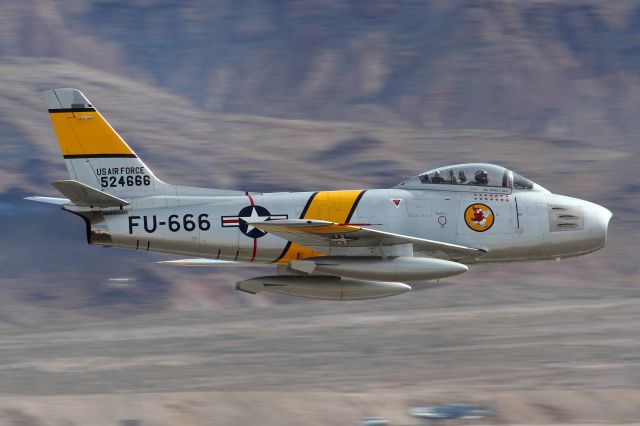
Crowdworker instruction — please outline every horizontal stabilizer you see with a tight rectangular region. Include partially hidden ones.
[51,180,130,207]
[24,196,71,205]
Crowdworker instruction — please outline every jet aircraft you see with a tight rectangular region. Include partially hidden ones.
[28,89,612,300]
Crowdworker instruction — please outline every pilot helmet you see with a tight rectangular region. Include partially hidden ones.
[475,170,488,184]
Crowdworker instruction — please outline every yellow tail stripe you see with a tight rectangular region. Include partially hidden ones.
[49,111,134,157]
[274,190,365,264]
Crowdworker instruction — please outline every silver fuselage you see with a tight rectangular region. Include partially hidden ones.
[77,187,611,265]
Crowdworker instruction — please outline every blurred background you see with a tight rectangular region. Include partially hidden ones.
[0,1,638,425]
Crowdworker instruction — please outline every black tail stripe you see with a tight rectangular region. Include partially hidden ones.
[63,154,137,159]
[48,108,96,113]
[344,190,366,224]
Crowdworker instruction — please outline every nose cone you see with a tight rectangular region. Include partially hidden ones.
[584,202,612,252]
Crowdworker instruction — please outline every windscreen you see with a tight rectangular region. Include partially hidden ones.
[418,164,510,188]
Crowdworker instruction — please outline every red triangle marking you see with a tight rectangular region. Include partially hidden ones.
[391,199,402,207]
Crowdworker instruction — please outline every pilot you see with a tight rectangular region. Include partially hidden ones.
[458,170,467,183]
[448,169,458,184]
[473,170,489,185]
[431,170,445,184]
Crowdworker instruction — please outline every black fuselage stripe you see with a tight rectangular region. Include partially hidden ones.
[48,108,96,113]
[345,190,366,224]
[271,191,318,263]
[272,241,292,264]
[63,154,137,159]
[299,191,319,219]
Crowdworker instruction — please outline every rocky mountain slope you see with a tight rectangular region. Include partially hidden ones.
[5,1,640,143]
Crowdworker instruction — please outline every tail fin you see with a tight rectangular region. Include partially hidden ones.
[43,88,168,197]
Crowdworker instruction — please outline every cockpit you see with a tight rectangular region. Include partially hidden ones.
[395,163,548,193]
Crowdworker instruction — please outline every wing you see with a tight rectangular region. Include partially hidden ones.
[249,219,486,261]
[157,258,273,267]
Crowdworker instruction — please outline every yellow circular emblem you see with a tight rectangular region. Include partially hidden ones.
[464,203,494,232]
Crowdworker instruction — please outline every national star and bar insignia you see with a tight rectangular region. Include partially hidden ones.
[222,205,288,238]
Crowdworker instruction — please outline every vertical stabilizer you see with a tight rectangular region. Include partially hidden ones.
[43,88,169,198]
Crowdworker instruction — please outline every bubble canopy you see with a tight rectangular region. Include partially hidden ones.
[394,163,548,193]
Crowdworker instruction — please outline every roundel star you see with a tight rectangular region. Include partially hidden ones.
[240,206,272,238]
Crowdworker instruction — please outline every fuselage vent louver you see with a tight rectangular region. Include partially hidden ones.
[549,205,584,232]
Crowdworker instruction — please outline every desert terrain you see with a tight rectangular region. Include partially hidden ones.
[0,273,638,425]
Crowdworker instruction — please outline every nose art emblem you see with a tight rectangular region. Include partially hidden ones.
[464,203,495,232]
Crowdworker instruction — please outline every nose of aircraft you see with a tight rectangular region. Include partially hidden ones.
[584,202,612,251]
[547,194,612,258]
